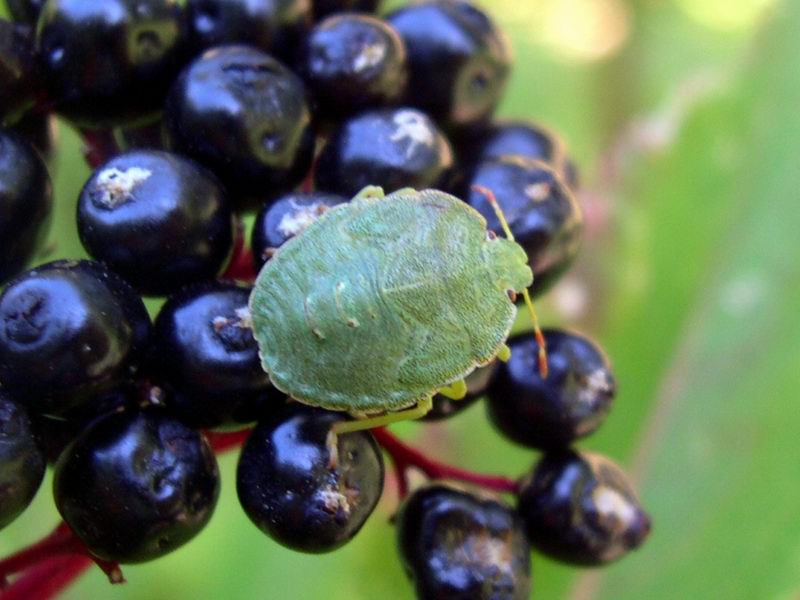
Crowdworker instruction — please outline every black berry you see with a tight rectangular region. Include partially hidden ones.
[0,391,45,530]
[35,0,186,129]
[0,259,151,416]
[237,404,384,553]
[186,0,312,64]
[517,450,651,565]
[77,150,235,296]
[487,329,615,449]
[396,482,532,600]
[300,14,407,120]
[54,408,220,563]
[150,281,276,428]
[251,191,348,271]
[165,45,315,207]
[315,107,453,196]
[0,130,52,284]
[0,20,40,125]
[464,157,583,296]
[388,0,511,129]
[456,120,575,184]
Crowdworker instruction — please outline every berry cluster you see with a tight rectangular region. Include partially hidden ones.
[0,1,651,598]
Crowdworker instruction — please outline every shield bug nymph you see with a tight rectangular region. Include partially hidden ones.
[249,185,547,434]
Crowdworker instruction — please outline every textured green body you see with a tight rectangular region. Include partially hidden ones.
[249,188,532,413]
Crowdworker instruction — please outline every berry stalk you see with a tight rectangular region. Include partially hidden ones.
[1,556,92,600]
[371,427,519,495]
[0,522,123,590]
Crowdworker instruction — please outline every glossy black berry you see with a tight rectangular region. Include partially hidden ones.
[35,0,186,129]
[396,482,532,600]
[150,282,276,428]
[30,381,142,464]
[0,20,40,125]
[315,107,453,196]
[186,0,312,63]
[487,330,615,449]
[54,408,220,563]
[165,45,315,207]
[251,191,348,270]
[237,404,384,553]
[457,120,571,178]
[464,157,583,296]
[0,391,45,530]
[4,0,45,25]
[77,150,235,296]
[300,14,407,120]
[422,363,497,422]
[517,450,652,566]
[388,0,511,129]
[0,259,151,416]
[312,0,380,20]
[0,130,52,284]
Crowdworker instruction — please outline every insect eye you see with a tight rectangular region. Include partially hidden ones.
[506,289,517,302]
[486,230,497,241]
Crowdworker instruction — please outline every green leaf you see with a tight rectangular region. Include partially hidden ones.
[569,2,800,598]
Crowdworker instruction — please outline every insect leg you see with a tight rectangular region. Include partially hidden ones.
[352,185,385,201]
[331,396,434,435]
[471,184,549,378]
[438,379,467,400]
[497,343,511,362]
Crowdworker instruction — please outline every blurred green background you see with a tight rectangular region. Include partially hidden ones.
[3,0,800,598]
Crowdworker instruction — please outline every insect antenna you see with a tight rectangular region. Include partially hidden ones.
[471,184,549,378]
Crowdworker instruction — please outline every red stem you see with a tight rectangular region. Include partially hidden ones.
[2,556,92,600]
[371,428,519,495]
[204,428,252,453]
[0,522,123,594]
[221,221,257,282]
[78,129,120,169]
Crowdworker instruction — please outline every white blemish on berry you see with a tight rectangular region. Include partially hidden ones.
[278,201,329,238]
[593,486,637,530]
[524,182,552,202]
[390,110,435,159]
[577,369,613,404]
[93,167,152,208]
[353,42,386,72]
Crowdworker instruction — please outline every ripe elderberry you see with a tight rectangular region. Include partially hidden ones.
[396,482,532,600]
[76,150,235,296]
[300,13,408,121]
[315,107,454,196]
[251,191,348,270]
[35,0,186,129]
[517,450,652,566]
[165,45,315,207]
[150,281,278,428]
[54,408,220,563]
[463,157,583,296]
[0,259,151,416]
[237,404,384,553]
[487,329,616,449]
[0,391,46,530]
[388,0,511,129]
[0,129,52,284]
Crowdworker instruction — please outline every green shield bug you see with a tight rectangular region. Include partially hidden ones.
[248,185,547,434]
